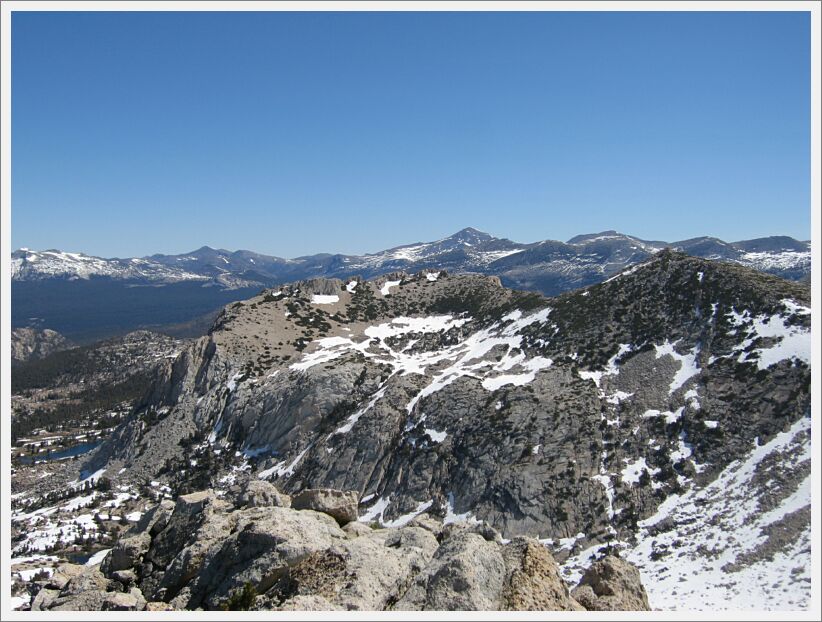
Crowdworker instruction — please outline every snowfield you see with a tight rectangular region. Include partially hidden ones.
[562,416,812,611]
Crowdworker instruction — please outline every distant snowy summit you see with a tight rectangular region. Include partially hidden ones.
[12,228,811,293]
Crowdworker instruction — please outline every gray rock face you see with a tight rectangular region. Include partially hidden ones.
[72,252,810,610]
[176,490,213,515]
[102,532,151,576]
[59,567,110,596]
[291,489,358,525]
[393,529,585,611]
[147,496,237,603]
[571,556,650,611]
[275,594,343,611]
[11,327,74,365]
[394,531,507,610]
[30,588,61,611]
[185,505,347,609]
[145,601,178,611]
[51,590,146,612]
[133,499,176,537]
[342,521,373,538]
[326,525,439,610]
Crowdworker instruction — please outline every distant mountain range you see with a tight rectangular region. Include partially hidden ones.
[11,228,811,342]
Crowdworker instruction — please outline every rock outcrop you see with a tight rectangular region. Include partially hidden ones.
[30,564,147,611]
[291,489,358,525]
[232,480,292,508]
[11,328,74,366]
[571,555,650,611]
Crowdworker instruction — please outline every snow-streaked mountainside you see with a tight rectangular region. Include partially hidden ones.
[12,228,811,291]
[57,250,811,611]
[12,249,203,281]
[11,249,257,289]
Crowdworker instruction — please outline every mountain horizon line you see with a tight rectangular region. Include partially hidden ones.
[13,227,812,261]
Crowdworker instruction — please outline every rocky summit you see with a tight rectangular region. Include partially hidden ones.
[25,485,649,612]
[11,250,812,611]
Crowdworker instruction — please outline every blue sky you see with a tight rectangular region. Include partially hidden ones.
[11,10,811,258]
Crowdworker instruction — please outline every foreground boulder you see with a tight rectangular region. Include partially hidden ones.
[571,555,650,611]
[186,505,348,609]
[33,486,651,611]
[32,565,148,612]
[290,489,358,525]
[233,480,292,509]
[43,564,85,591]
[394,527,585,611]
[102,533,151,576]
[501,538,585,611]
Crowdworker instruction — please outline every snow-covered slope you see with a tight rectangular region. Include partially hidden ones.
[563,416,811,611]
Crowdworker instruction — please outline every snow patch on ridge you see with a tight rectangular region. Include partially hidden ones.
[654,340,700,394]
[443,493,482,526]
[727,301,811,371]
[578,343,633,389]
[380,280,401,296]
[310,294,339,304]
[621,457,660,486]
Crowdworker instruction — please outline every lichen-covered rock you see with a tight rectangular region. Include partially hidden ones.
[275,594,343,611]
[176,490,214,515]
[501,538,584,611]
[342,521,373,538]
[147,499,238,604]
[182,506,348,609]
[49,588,145,612]
[571,555,650,611]
[30,588,60,611]
[262,521,438,611]
[145,601,178,611]
[59,567,110,596]
[393,531,507,610]
[406,514,445,538]
[49,591,108,611]
[291,489,359,525]
[106,590,146,611]
[44,564,85,591]
[111,569,138,586]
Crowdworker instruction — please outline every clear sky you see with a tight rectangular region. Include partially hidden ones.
[11,10,811,258]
